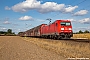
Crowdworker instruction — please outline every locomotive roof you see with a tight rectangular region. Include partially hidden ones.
[56,20,71,22]
[51,20,71,24]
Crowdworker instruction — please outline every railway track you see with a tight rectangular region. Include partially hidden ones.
[26,36,90,43]
[58,38,90,43]
[38,37,90,43]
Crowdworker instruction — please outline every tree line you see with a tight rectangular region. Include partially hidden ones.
[1,29,89,36]
[74,30,90,34]
[0,29,16,36]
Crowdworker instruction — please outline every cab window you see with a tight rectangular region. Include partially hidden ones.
[60,22,65,25]
[60,22,71,26]
[66,22,70,26]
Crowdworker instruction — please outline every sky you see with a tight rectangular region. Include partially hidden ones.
[0,0,90,34]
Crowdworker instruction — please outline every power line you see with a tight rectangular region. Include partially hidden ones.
[68,3,90,18]
[50,0,88,19]
[76,0,87,5]
[68,0,78,5]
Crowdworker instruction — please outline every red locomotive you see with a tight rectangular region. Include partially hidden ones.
[18,20,73,39]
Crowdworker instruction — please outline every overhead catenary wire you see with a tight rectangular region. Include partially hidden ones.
[75,0,87,6]
[49,0,88,19]
[46,0,78,20]
[68,1,88,19]
[67,2,90,19]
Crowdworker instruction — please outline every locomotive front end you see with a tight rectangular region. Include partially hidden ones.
[59,20,73,38]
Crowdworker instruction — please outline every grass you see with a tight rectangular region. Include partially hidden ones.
[22,37,90,59]
[73,33,90,39]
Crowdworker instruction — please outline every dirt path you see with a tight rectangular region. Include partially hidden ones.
[0,36,65,60]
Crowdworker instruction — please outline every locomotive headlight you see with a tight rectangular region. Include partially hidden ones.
[61,28,64,30]
[69,28,72,30]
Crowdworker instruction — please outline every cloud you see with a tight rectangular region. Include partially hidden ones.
[11,0,78,13]
[67,18,90,24]
[3,21,10,24]
[63,6,78,13]
[5,6,11,10]
[12,0,41,12]
[37,2,65,13]
[67,19,76,22]
[79,18,90,24]
[0,28,7,31]
[73,10,88,16]
[19,16,33,20]
[1,28,7,30]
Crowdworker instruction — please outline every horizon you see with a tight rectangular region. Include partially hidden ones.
[0,0,90,34]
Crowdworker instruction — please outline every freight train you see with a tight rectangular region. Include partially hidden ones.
[18,20,73,39]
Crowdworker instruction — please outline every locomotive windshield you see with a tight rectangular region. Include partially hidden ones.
[60,22,71,26]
